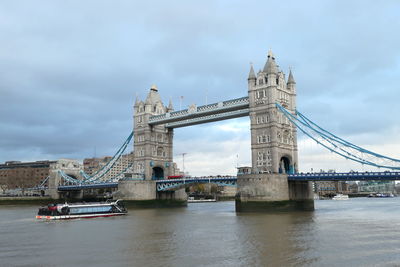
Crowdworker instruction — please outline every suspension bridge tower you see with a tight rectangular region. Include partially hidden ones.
[236,51,314,211]
[117,85,186,202]
[132,84,175,180]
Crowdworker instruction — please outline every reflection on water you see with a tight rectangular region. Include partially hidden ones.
[1,198,400,266]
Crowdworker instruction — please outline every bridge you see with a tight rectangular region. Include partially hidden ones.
[56,171,400,192]
[148,96,250,128]
[46,51,400,212]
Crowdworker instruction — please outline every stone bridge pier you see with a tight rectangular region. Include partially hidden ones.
[47,159,83,200]
[235,51,314,212]
[115,180,187,206]
[236,174,313,212]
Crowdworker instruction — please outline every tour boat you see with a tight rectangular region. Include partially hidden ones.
[36,199,127,220]
[332,194,349,200]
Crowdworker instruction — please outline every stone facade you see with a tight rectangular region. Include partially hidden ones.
[47,159,83,199]
[133,85,177,180]
[116,180,157,200]
[248,51,298,174]
[238,173,289,201]
[83,152,134,179]
[236,51,314,212]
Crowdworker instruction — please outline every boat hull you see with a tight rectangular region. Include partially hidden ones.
[36,212,126,220]
[188,199,216,203]
[332,194,349,200]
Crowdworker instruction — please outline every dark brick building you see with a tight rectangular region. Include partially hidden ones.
[0,160,56,190]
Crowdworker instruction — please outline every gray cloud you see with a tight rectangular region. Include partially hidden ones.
[0,0,399,173]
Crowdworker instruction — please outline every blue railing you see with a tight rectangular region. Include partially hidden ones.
[288,171,400,181]
[57,171,400,191]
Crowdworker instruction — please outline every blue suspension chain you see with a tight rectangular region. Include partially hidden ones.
[276,103,400,170]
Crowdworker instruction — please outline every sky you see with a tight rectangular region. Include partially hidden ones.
[1,0,400,175]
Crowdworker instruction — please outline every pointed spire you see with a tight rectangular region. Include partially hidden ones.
[268,48,274,58]
[287,68,296,84]
[168,98,174,111]
[134,95,140,106]
[263,50,278,74]
[248,63,256,80]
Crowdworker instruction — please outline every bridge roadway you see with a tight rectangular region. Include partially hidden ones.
[148,96,250,128]
[57,171,400,191]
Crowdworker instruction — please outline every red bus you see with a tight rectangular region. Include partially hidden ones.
[167,175,184,179]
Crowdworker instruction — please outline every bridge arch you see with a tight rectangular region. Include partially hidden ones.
[279,155,292,174]
[152,166,164,180]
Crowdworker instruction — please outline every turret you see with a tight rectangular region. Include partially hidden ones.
[287,69,296,90]
[167,98,174,112]
[263,50,278,86]
[144,84,164,114]
[132,84,175,181]
[287,69,296,109]
[248,63,256,89]
[133,96,140,113]
[134,96,140,107]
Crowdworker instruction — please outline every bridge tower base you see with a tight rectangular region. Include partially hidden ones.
[48,169,61,199]
[115,180,187,207]
[235,174,314,212]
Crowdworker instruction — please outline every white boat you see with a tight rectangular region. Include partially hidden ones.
[368,193,395,198]
[36,199,127,220]
[332,194,349,200]
[187,197,216,203]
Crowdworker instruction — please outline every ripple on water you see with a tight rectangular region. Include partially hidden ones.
[0,199,400,266]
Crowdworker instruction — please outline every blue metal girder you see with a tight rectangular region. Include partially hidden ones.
[156,177,237,191]
[165,109,249,128]
[149,97,249,126]
[58,182,118,191]
[289,172,400,181]
[57,172,400,192]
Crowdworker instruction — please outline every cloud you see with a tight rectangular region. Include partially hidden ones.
[0,0,399,175]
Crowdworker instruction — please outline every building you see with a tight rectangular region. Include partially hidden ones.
[83,157,112,176]
[0,159,81,192]
[132,85,179,179]
[359,181,395,193]
[83,152,134,179]
[314,181,349,196]
[247,50,298,174]
[237,166,252,175]
[347,181,359,193]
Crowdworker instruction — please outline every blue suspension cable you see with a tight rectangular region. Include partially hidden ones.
[296,110,400,162]
[276,103,400,170]
[82,131,134,183]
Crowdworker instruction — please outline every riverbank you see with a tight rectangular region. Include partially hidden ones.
[0,196,53,205]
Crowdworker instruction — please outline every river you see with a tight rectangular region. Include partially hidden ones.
[1,198,400,267]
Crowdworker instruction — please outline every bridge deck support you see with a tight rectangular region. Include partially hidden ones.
[116,180,187,207]
[48,170,61,199]
[235,174,314,212]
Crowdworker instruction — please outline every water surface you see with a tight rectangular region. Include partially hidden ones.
[1,198,400,266]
